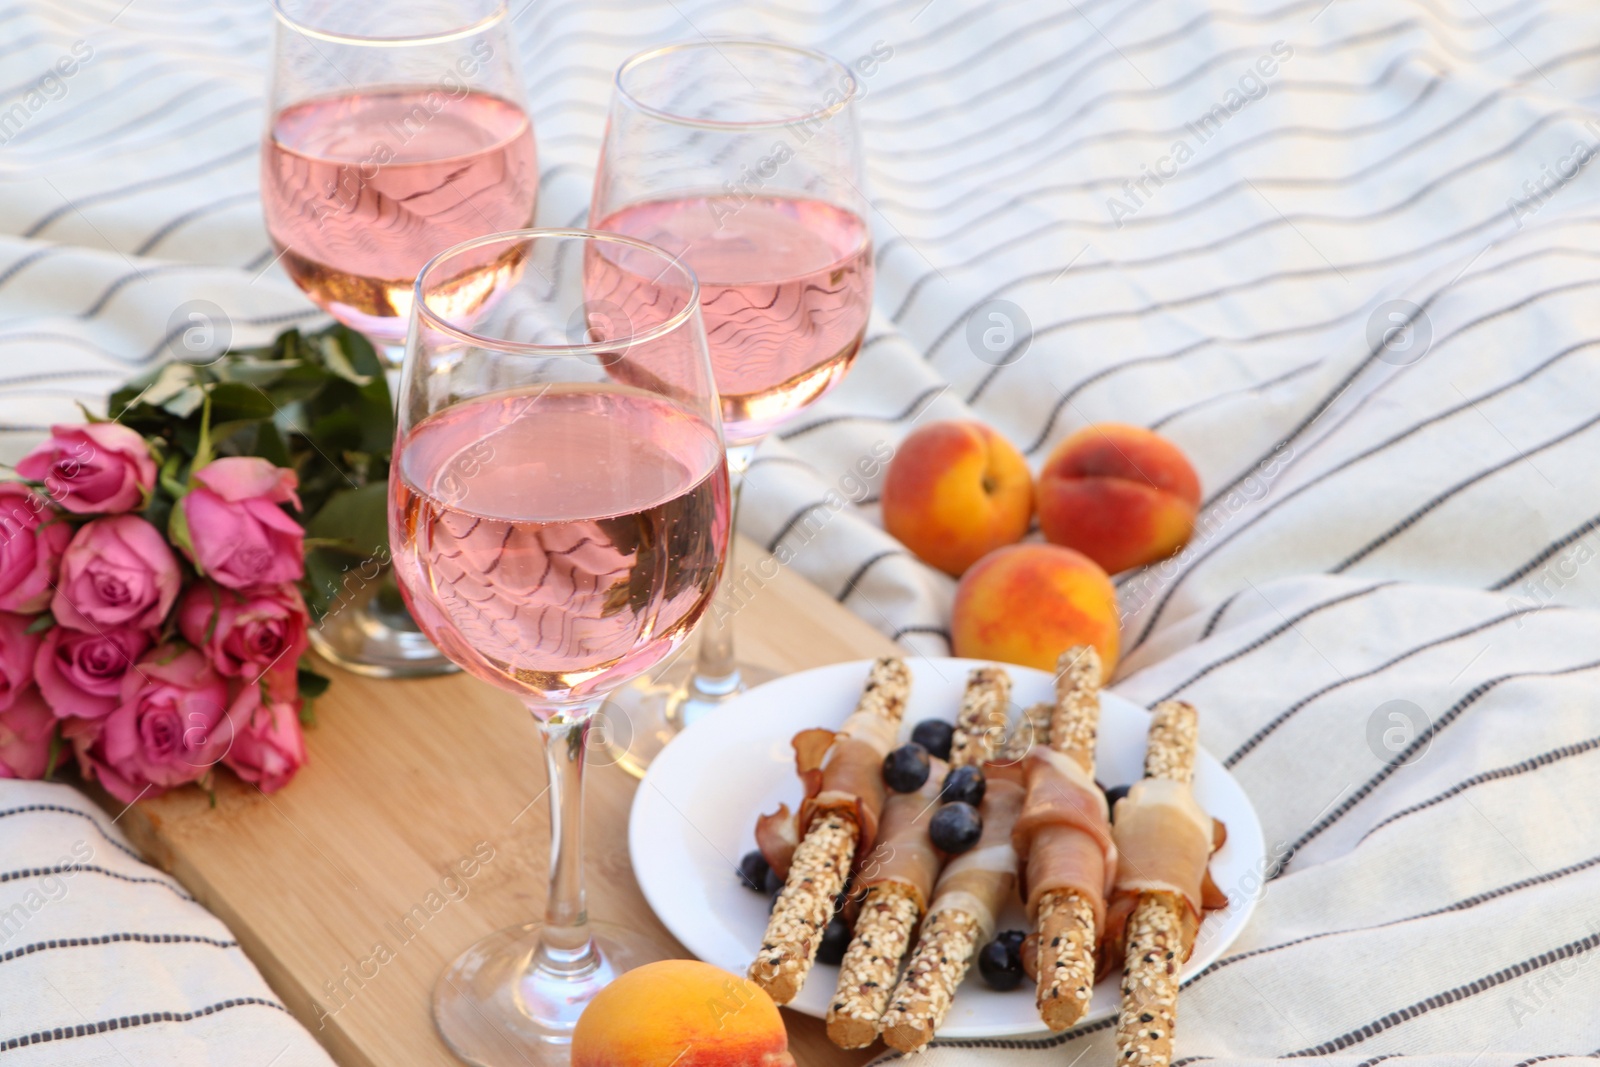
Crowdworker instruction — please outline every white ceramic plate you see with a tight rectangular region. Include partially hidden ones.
[629,657,1265,1038]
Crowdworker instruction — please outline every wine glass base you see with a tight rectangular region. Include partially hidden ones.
[309,574,459,679]
[433,920,671,1067]
[598,653,779,779]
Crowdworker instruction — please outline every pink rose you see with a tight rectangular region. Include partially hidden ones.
[221,683,306,793]
[52,515,180,632]
[72,647,230,803]
[17,422,157,514]
[177,583,309,684]
[0,685,54,779]
[0,612,42,713]
[34,625,153,720]
[0,483,72,613]
[175,457,304,590]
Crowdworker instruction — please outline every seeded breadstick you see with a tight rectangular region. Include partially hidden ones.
[826,666,1008,1046]
[752,813,855,1005]
[826,881,921,1047]
[949,665,1011,769]
[1140,700,1198,785]
[750,657,911,1004]
[879,907,984,1051]
[1048,645,1101,764]
[998,701,1053,763]
[1035,645,1104,1031]
[1116,700,1200,1067]
[880,779,1026,1052]
[825,747,947,1048]
[1037,888,1098,1030]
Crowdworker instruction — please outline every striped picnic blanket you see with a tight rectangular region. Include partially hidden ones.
[4,0,1600,1063]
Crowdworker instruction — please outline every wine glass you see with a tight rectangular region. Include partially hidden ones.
[590,40,873,775]
[391,229,728,1066]
[262,0,539,678]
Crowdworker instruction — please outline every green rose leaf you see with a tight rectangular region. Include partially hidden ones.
[305,480,390,561]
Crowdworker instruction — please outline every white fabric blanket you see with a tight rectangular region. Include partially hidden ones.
[4,0,1600,1064]
[0,780,333,1064]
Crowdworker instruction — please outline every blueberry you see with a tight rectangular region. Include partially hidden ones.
[940,764,986,807]
[1104,784,1131,817]
[998,928,1027,952]
[763,866,785,894]
[929,801,983,854]
[910,719,955,761]
[816,914,851,966]
[738,850,770,893]
[883,742,932,793]
[768,883,783,912]
[977,936,1024,990]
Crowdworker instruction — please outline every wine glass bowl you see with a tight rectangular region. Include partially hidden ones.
[390,230,728,1065]
[593,40,873,447]
[395,232,728,708]
[262,0,538,348]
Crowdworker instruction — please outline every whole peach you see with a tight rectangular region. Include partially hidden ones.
[571,959,795,1067]
[951,543,1118,680]
[882,420,1033,576]
[1037,423,1200,575]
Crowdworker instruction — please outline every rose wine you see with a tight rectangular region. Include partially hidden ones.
[592,196,872,443]
[262,88,538,343]
[392,387,728,706]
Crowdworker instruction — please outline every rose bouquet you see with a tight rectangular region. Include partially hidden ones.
[0,325,396,802]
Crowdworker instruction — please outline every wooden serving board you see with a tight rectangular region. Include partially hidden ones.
[104,538,893,1067]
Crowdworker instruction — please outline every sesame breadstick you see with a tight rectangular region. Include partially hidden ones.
[1048,645,1101,766]
[1116,700,1200,1067]
[879,908,985,1051]
[880,777,1026,1052]
[753,813,855,1005]
[826,881,921,1047]
[750,657,911,1004]
[949,665,1011,769]
[825,666,1007,1047]
[826,752,947,1048]
[998,701,1053,763]
[1035,645,1104,1031]
[1140,700,1199,785]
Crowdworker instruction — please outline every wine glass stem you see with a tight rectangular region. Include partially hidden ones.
[685,443,756,705]
[532,703,601,974]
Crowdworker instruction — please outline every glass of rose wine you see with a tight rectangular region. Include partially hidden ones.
[391,229,728,1066]
[590,40,874,775]
[262,0,539,678]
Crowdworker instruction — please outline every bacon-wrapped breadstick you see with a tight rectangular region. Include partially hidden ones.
[826,665,1009,1047]
[1016,646,1115,1031]
[750,657,911,1004]
[825,755,947,1047]
[1109,700,1212,1067]
[879,778,1026,1052]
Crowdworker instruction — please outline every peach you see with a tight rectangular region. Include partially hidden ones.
[571,960,794,1067]
[951,543,1118,680]
[882,420,1033,576]
[1037,423,1200,575]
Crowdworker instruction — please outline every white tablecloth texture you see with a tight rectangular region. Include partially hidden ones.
[5,0,1600,1063]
